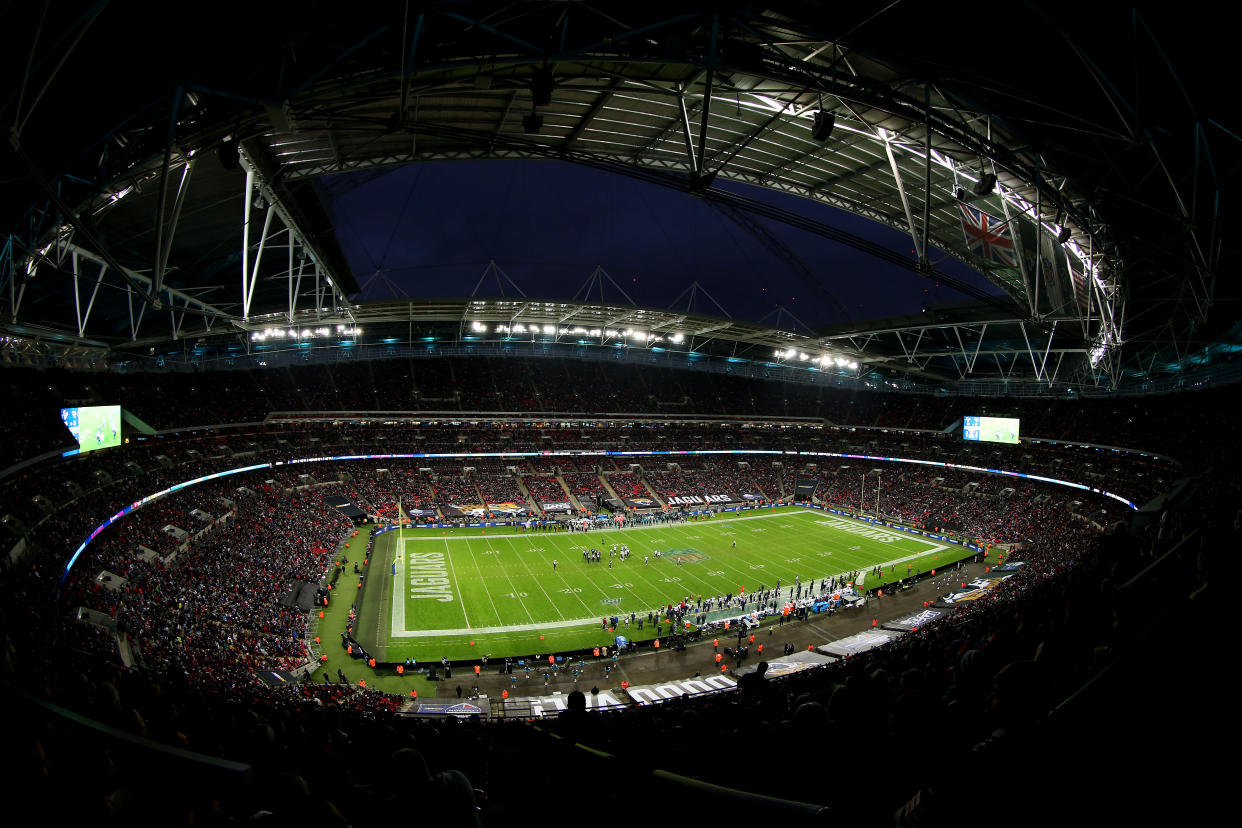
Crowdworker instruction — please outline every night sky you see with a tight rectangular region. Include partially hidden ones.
[318,159,1000,331]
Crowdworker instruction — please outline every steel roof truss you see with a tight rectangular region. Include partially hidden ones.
[881,131,921,254]
[241,189,275,321]
[71,251,106,338]
[564,82,620,148]
[127,283,147,341]
[677,85,698,173]
[951,322,988,375]
[893,327,925,364]
[1048,350,1066,388]
[287,228,305,323]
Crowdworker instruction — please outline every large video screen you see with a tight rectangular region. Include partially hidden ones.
[60,405,122,453]
[963,416,1020,445]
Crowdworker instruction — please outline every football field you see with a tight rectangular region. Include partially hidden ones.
[355,506,972,662]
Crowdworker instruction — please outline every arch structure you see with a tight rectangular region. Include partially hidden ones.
[0,4,1229,392]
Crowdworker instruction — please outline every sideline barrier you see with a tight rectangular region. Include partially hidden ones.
[375,520,561,534]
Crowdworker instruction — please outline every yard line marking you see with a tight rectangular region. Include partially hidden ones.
[602,543,671,606]
[502,536,571,622]
[467,536,528,625]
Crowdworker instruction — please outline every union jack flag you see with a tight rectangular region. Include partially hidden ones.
[958,203,1017,267]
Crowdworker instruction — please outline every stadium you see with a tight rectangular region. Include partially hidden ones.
[0,3,1230,825]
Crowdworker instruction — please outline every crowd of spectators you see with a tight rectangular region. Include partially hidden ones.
[0,416,1175,548]
[472,473,529,508]
[522,474,571,504]
[340,466,438,518]
[740,461,784,499]
[1,358,1230,470]
[0,363,1229,824]
[0,368,80,468]
[431,473,484,509]
[561,470,609,504]
[55,474,353,677]
[683,465,742,498]
[605,472,649,499]
[641,468,676,498]
[0,425,1176,591]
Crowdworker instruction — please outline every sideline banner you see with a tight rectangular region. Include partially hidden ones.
[663,493,735,506]
[444,502,529,517]
[624,674,736,704]
[486,502,529,515]
[500,690,625,718]
[413,701,487,717]
[733,651,836,678]
[817,628,902,658]
[883,608,944,632]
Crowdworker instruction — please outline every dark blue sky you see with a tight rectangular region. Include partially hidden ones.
[319,159,999,331]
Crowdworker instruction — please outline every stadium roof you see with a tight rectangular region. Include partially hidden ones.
[0,2,1235,393]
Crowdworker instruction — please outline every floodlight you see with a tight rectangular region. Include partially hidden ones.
[811,110,835,142]
[972,173,996,197]
[531,67,554,106]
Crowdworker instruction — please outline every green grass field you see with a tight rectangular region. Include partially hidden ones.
[352,506,972,663]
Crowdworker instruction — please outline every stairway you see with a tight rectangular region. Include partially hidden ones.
[514,474,540,513]
[553,472,583,511]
